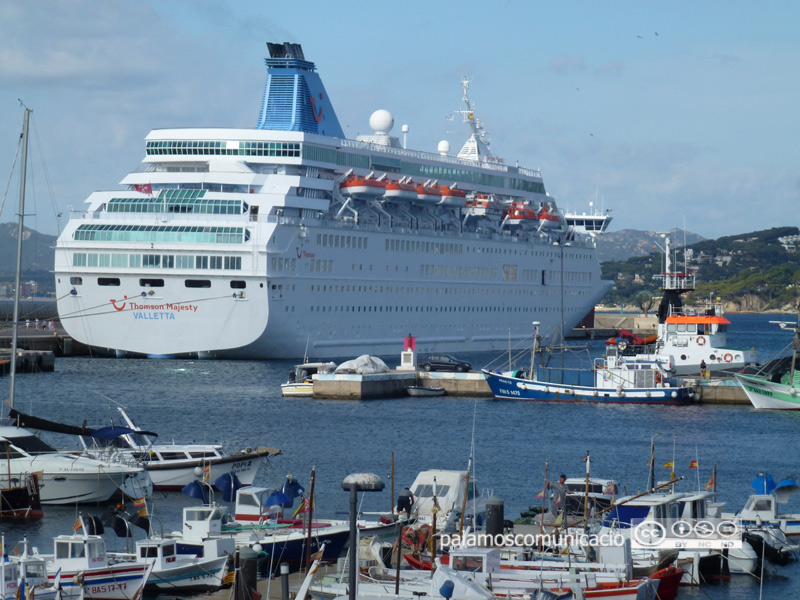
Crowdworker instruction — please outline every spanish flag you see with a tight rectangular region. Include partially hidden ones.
[663,461,674,469]
[689,460,698,469]
[202,464,210,483]
[704,474,715,491]
[293,496,313,518]
[73,516,83,532]
[535,489,544,499]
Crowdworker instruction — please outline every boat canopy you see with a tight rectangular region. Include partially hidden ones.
[7,408,158,439]
[664,315,731,325]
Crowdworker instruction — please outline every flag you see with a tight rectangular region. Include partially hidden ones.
[12,543,20,556]
[310,548,324,562]
[647,457,653,467]
[134,183,152,194]
[602,483,615,495]
[445,114,454,121]
[293,496,311,518]
[704,474,715,491]
[535,489,544,499]
[202,464,210,482]
[134,496,148,517]
[72,516,83,532]
[689,460,698,469]
[663,461,674,469]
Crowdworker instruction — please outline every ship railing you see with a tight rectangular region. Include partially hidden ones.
[337,138,541,178]
[660,272,696,290]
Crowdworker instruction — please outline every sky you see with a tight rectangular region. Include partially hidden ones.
[1,0,798,239]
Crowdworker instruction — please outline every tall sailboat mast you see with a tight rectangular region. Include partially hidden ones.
[9,108,31,411]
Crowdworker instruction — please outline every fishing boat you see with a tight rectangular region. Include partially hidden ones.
[482,322,694,405]
[405,386,445,397]
[617,233,758,375]
[723,473,800,539]
[35,518,152,600]
[735,311,800,409]
[53,41,612,360]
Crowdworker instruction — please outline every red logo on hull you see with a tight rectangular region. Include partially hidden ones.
[310,93,324,123]
[110,296,128,311]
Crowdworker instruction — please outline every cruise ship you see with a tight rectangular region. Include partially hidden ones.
[54,42,612,360]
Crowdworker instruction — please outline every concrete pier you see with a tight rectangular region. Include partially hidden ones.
[312,371,491,400]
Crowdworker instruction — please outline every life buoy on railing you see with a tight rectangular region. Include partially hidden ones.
[655,373,664,385]
[696,336,706,346]
[724,353,733,363]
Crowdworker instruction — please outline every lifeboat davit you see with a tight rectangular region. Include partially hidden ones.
[339,175,386,197]
[383,178,417,201]
[438,185,467,206]
[464,194,503,216]
[414,182,442,204]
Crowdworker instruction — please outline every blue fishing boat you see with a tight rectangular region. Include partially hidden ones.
[482,322,695,405]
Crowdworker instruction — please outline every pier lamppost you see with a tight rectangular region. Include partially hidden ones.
[342,473,385,600]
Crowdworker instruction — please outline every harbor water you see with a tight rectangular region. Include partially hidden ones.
[5,312,800,599]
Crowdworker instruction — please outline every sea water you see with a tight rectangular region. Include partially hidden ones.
[5,313,800,599]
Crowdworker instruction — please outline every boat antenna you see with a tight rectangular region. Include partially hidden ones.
[530,321,540,381]
[303,334,310,363]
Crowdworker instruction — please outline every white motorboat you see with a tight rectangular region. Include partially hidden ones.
[0,423,145,505]
[723,473,800,538]
[10,406,281,491]
[282,361,337,397]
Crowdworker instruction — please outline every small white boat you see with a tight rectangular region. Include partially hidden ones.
[281,361,337,397]
[127,537,229,594]
[406,386,445,397]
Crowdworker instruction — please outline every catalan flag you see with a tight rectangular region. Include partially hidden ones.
[202,464,210,482]
[689,460,698,469]
[663,461,674,469]
[704,474,715,491]
[134,496,148,517]
[602,483,615,495]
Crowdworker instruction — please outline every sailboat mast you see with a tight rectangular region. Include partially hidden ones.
[9,108,31,411]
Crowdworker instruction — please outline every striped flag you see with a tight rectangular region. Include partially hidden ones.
[689,460,698,469]
[704,474,715,491]
[535,489,544,499]
[202,464,210,482]
[134,496,148,517]
[73,516,83,532]
[663,461,674,469]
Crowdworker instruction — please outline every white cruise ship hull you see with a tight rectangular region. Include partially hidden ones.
[53,42,612,360]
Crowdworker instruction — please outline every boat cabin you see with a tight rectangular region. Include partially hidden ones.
[1,563,20,598]
[738,494,780,522]
[53,535,109,570]
[449,547,502,575]
[233,486,283,522]
[182,505,226,541]
[564,478,618,514]
[603,493,685,529]
[136,538,178,569]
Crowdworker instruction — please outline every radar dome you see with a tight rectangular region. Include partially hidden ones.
[437,140,450,155]
[369,110,394,135]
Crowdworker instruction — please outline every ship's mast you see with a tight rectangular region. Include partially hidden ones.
[455,76,495,161]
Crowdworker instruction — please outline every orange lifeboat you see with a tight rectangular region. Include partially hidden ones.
[465,194,503,216]
[506,201,539,220]
[538,206,560,223]
[414,182,442,204]
[339,175,386,197]
[383,178,417,201]
[438,185,467,206]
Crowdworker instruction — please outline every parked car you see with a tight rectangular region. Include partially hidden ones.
[418,354,471,372]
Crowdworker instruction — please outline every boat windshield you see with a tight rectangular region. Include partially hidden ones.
[5,434,57,455]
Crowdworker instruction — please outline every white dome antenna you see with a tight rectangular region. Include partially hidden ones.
[369,110,394,135]
[437,140,450,156]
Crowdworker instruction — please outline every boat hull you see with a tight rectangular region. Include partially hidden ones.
[146,556,229,593]
[281,382,315,397]
[483,371,693,405]
[735,374,800,409]
[47,564,150,600]
[143,449,273,491]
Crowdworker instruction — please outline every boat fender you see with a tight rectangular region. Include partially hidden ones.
[645,391,651,397]
[724,353,733,363]
[697,336,706,346]
[671,391,678,398]
[791,388,797,396]
[616,386,624,396]
[439,580,455,599]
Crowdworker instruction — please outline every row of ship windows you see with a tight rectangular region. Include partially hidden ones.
[107,198,247,215]
[306,284,588,297]
[72,253,243,271]
[145,140,301,157]
[387,239,462,255]
[69,276,247,289]
[306,305,565,314]
[316,234,368,249]
[74,225,248,244]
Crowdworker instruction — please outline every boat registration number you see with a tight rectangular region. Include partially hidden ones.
[88,582,128,595]
[498,388,521,397]
[232,460,252,470]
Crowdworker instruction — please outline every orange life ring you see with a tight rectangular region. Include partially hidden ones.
[696,336,706,346]
[724,353,733,363]
[655,373,664,384]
